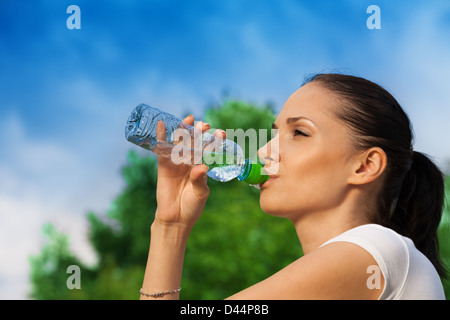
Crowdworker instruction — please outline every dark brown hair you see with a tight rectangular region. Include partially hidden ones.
[304,73,446,277]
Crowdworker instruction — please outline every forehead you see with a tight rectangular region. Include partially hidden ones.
[275,83,356,156]
[278,83,336,121]
[277,83,336,124]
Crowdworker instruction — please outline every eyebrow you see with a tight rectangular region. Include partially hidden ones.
[272,116,316,129]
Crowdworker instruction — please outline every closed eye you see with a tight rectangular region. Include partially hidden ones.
[294,129,309,137]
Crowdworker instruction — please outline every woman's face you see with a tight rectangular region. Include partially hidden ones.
[258,83,357,220]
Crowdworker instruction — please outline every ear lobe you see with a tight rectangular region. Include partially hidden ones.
[349,147,387,185]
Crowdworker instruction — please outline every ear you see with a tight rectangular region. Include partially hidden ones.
[348,147,387,185]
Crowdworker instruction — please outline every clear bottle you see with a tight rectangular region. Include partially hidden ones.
[125,104,269,186]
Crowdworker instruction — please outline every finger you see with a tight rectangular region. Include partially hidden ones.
[213,129,226,139]
[182,114,194,126]
[190,164,210,199]
[194,121,211,133]
[156,120,166,142]
[156,120,173,166]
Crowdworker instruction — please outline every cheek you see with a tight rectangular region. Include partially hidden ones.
[291,152,347,198]
[259,149,349,215]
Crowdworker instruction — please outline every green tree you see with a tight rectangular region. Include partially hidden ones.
[29,224,86,299]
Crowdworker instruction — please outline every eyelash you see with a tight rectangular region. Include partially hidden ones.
[293,129,309,137]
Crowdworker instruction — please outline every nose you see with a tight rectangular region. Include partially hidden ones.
[257,142,270,164]
[257,133,279,166]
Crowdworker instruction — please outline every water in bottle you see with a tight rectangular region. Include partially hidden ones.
[125,104,269,186]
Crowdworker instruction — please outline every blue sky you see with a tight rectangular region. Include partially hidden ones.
[1,0,450,298]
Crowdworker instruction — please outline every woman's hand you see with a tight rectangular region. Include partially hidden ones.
[154,115,225,229]
[142,115,224,299]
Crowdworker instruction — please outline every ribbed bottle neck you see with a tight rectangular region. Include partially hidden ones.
[237,159,269,185]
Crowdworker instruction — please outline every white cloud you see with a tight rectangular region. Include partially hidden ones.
[0,187,98,299]
[0,194,44,299]
[0,114,80,179]
[0,114,111,299]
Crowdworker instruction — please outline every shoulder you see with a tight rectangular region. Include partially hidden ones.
[292,237,385,299]
[228,225,387,299]
[321,224,410,299]
[295,224,413,299]
[321,224,410,271]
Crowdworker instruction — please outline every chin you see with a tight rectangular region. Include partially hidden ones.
[259,192,310,221]
[259,196,288,218]
[259,196,275,214]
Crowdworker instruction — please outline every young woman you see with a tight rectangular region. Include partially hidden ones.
[139,74,446,300]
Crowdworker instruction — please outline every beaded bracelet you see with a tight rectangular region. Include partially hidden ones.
[139,287,181,298]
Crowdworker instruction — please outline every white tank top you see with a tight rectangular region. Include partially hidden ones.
[321,224,445,300]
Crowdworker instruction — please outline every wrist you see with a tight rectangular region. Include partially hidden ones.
[151,219,192,243]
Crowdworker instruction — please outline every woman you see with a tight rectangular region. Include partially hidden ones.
[139,74,446,300]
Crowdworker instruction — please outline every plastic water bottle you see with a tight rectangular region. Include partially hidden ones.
[125,104,269,186]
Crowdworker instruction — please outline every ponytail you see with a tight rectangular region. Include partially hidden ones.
[389,151,446,276]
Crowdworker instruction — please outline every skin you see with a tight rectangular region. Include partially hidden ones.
[140,83,387,300]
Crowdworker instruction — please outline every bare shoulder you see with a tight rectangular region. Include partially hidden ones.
[227,241,384,300]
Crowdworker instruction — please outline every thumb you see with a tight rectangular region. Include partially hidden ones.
[190,164,210,200]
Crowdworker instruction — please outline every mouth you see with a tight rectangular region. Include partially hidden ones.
[260,174,279,189]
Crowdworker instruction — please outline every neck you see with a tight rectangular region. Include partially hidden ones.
[291,204,371,255]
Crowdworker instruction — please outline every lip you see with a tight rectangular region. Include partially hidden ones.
[260,175,279,189]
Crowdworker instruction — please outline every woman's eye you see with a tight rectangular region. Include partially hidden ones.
[294,129,308,137]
